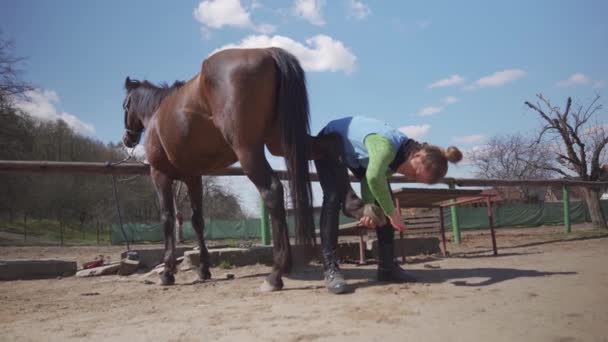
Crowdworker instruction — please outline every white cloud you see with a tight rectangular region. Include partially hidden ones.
[453,134,487,145]
[592,80,606,89]
[13,89,95,136]
[416,20,431,30]
[416,106,444,117]
[213,34,357,74]
[442,96,459,104]
[398,124,431,140]
[265,152,287,170]
[250,0,263,10]
[556,73,591,87]
[129,144,147,162]
[460,145,485,166]
[417,96,457,118]
[193,0,275,34]
[347,0,370,20]
[467,69,526,90]
[294,0,325,26]
[585,124,608,135]
[428,75,465,89]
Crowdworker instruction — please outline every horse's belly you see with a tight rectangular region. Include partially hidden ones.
[171,135,236,173]
[167,125,237,173]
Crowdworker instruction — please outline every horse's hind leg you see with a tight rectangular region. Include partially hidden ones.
[150,168,177,285]
[184,176,211,280]
[237,146,291,291]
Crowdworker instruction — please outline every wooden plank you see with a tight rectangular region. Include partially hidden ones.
[117,258,141,276]
[407,230,440,235]
[404,218,440,224]
[0,161,606,187]
[438,196,491,208]
[0,259,77,280]
[405,221,440,227]
[406,224,440,229]
[76,263,120,277]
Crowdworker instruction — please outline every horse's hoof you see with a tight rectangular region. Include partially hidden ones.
[160,273,175,286]
[363,204,387,226]
[259,279,282,292]
[198,268,212,281]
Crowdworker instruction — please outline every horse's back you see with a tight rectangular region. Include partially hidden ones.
[147,75,238,176]
[202,48,277,91]
[201,48,279,147]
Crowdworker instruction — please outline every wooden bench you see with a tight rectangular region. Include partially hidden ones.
[339,188,498,263]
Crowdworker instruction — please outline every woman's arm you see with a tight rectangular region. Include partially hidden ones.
[362,134,396,216]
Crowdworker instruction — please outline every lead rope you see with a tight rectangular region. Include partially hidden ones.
[111,173,130,251]
[106,147,140,251]
[108,146,151,252]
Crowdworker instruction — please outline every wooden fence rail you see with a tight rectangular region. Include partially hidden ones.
[0,160,607,188]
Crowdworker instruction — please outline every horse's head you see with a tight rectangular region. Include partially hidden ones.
[122,76,144,148]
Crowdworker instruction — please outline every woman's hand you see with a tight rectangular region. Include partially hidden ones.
[359,210,405,232]
[359,216,377,229]
[388,211,406,232]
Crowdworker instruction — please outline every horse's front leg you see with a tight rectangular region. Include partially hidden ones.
[151,168,177,285]
[184,176,211,281]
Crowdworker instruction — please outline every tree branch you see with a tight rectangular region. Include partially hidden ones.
[590,136,608,181]
[525,99,553,125]
[526,95,583,173]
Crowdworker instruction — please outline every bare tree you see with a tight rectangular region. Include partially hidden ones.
[525,94,607,229]
[201,176,246,219]
[469,133,555,201]
[0,31,32,101]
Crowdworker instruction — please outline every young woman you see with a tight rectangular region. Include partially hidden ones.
[314,116,462,294]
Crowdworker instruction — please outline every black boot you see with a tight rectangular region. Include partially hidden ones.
[323,258,347,294]
[319,193,348,294]
[376,224,416,283]
[315,145,353,295]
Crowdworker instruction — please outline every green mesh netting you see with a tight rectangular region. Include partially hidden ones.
[112,201,608,244]
[442,200,608,230]
[111,212,356,244]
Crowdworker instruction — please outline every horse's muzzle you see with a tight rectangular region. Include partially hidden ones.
[123,131,141,148]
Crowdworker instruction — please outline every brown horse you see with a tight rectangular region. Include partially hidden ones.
[121,47,316,291]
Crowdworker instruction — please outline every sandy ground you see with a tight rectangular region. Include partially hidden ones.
[1,225,608,342]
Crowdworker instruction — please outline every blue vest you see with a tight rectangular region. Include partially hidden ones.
[320,116,408,170]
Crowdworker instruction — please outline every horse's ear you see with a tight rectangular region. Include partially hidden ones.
[125,76,138,90]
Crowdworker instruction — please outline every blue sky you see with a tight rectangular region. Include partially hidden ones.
[1,0,607,214]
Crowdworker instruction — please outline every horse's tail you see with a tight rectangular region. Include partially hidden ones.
[267,47,315,247]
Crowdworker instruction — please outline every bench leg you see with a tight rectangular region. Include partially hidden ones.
[358,232,366,265]
[400,230,406,263]
[486,197,498,256]
[439,207,448,256]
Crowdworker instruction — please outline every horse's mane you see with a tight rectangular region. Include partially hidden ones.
[127,79,186,115]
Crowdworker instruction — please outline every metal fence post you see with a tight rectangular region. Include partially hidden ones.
[563,185,571,233]
[449,184,461,244]
[260,197,270,246]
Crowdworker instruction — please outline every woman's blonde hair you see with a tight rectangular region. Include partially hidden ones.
[417,144,463,183]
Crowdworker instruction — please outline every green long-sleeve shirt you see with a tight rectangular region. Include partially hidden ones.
[360,134,396,216]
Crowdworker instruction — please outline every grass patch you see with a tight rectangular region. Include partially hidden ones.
[0,219,112,245]
[217,260,233,269]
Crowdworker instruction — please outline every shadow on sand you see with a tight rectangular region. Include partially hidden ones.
[239,262,576,293]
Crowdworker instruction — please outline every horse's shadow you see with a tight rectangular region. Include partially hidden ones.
[243,263,577,293]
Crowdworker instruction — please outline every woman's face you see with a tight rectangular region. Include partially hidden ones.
[399,151,436,184]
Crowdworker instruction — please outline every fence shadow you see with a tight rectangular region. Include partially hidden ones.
[277,263,576,293]
[453,233,608,258]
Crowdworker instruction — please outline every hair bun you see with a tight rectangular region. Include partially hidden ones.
[445,146,463,163]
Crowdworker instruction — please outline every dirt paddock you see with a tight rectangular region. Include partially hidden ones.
[1,225,607,342]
